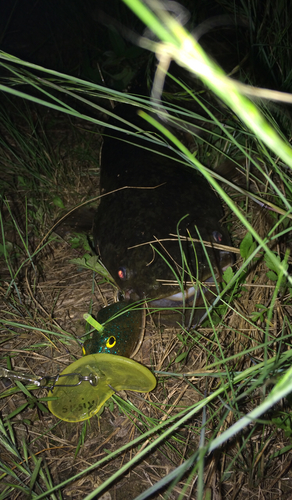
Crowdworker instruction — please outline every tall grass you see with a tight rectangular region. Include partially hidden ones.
[1,0,292,498]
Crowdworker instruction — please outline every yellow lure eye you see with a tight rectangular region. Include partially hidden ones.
[106,336,116,348]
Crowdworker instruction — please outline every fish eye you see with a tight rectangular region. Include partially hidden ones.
[118,267,127,280]
[212,231,223,243]
[106,336,116,348]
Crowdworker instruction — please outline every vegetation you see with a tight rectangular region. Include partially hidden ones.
[1,0,292,498]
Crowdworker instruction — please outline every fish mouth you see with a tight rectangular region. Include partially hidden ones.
[125,275,219,309]
[122,246,234,307]
[132,249,234,309]
[149,278,214,309]
[150,286,198,307]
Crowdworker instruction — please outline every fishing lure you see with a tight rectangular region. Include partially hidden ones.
[47,302,151,422]
[0,350,156,423]
[83,301,145,358]
[47,352,156,422]
[47,300,151,422]
[0,301,155,423]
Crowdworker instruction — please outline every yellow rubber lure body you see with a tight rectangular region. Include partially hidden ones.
[48,353,156,422]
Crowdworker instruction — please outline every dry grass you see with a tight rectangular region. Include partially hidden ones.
[1,42,292,500]
[1,115,292,498]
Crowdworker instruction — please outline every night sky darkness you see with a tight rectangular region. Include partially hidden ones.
[0,0,246,86]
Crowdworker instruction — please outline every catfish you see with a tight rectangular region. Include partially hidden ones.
[93,102,233,328]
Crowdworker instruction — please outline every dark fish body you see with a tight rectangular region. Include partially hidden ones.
[94,103,233,319]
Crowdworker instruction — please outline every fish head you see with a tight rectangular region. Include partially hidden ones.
[99,240,168,301]
[94,140,234,310]
[101,224,233,304]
